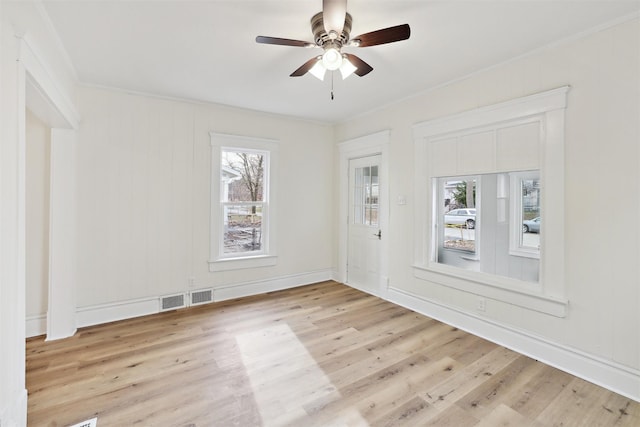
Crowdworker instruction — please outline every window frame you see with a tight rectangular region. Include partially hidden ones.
[509,170,541,259]
[209,133,278,272]
[412,87,569,317]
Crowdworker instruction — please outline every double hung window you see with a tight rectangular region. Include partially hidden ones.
[209,133,278,271]
[221,149,267,255]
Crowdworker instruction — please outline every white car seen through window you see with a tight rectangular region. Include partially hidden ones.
[444,208,476,229]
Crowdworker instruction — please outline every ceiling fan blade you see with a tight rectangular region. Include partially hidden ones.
[290,57,321,77]
[344,53,373,77]
[323,0,347,35]
[351,24,410,47]
[256,36,314,48]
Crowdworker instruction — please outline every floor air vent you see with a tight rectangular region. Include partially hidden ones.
[190,288,214,306]
[160,293,187,311]
[68,418,97,427]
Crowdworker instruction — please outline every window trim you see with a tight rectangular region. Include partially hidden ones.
[413,87,569,317]
[209,133,278,272]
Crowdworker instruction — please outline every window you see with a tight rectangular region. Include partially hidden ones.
[210,133,278,271]
[413,87,569,317]
[435,173,540,283]
[353,164,379,226]
[510,171,540,258]
[221,149,266,255]
[441,177,477,253]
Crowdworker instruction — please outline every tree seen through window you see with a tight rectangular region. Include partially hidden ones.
[222,150,266,254]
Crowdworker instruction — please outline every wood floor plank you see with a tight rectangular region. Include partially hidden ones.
[302,352,440,427]
[423,346,521,409]
[362,357,462,425]
[536,376,640,426]
[370,396,436,427]
[474,403,541,427]
[26,281,640,427]
[422,402,479,427]
[454,354,544,419]
[503,363,574,419]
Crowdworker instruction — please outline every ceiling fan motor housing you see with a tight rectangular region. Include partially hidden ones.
[311,12,353,48]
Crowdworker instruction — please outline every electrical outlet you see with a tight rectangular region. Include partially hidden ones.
[477,297,486,312]
[188,276,195,288]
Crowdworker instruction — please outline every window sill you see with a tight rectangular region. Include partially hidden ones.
[412,263,567,317]
[209,255,277,272]
[508,248,540,259]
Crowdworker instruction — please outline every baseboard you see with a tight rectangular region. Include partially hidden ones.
[76,297,159,328]
[340,280,385,300]
[387,286,640,403]
[0,388,28,427]
[214,269,333,301]
[26,314,46,338]
[73,269,333,329]
[331,269,342,282]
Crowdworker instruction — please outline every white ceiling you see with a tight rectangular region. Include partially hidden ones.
[42,1,640,123]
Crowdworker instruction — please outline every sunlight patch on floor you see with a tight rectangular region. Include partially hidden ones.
[236,323,370,426]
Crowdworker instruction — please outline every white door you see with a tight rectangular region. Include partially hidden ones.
[347,155,382,294]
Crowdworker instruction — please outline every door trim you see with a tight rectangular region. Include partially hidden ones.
[337,131,390,298]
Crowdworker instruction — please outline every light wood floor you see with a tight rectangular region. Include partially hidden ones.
[26,281,639,426]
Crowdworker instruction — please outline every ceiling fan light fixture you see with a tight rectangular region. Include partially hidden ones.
[339,55,357,79]
[256,2,411,81]
[322,47,343,70]
[309,59,327,80]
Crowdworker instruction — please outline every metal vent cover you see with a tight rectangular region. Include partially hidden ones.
[69,418,98,427]
[160,293,186,311]
[190,288,213,306]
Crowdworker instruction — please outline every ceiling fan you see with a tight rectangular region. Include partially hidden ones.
[256,0,410,81]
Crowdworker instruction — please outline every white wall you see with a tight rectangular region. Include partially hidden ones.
[335,17,640,398]
[74,87,335,310]
[26,110,50,319]
[0,11,28,426]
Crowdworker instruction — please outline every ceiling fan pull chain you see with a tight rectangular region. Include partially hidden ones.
[331,71,335,100]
